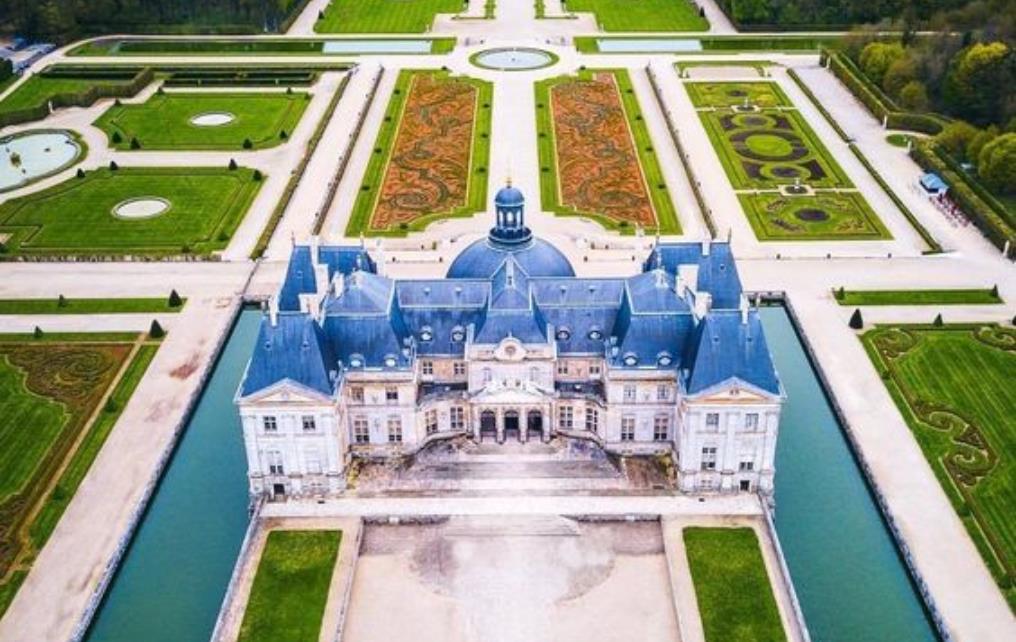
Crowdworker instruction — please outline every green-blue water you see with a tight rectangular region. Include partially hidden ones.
[85,306,937,642]
[760,306,937,642]
[86,310,259,642]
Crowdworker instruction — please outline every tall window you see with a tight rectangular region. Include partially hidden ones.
[705,412,720,431]
[744,413,760,431]
[585,407,599,433]
[483,368,492,384]
[385,386,399,403]
[450,406,465,431]
[623,384,636,402]
[453,361,466,376]
[387,417,403,443]
[350,386,364,403]
[263,416,278,433]
[301,415,316,432]
[304,447,322,474]
[353,417,369,444]
[589,363,601,377]
[425,409,438,435]
[529,366,540,382]
[558,406,573,429]
[266,450,284,474]
[557,361,569,375]
[701,446,718,471]
[621,415,635,441]
[739,459,755,472]
[653,415,670,441]
[656,384,669,401]
[421,361,433,376]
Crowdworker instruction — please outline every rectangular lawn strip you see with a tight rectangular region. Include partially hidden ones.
[0,167,262,256]
[536,68,680,235]
[0,335,145,617]
[238,530,342,642]
[861,325,1016,609]
[315,0,462,33]
[68,38,456,56]
[565,0,708,31]
[0,297,185,315]
[0,72,141,115]
[684,81,791,109]
[683,527,787,642]
[93,91,311,151]
[345,69,492,236]
[836,289,1002,306]
[696,106,852,190]
[738,192,891,241]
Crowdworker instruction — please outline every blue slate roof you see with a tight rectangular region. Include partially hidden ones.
[684,310,781,396]
[278,245,374,312]
[647,242,742,309]
[240,313,335,396]
[447,237,575,279]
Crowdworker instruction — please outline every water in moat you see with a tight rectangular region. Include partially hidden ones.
[84,306,937,641]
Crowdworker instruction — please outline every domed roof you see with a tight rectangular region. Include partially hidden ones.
[447,237,575,279]
[494,184,525,207]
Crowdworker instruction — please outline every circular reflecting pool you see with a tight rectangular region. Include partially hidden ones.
[0,130,83,192]
[471,48,557,71]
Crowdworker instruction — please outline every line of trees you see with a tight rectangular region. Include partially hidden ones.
[720,0,1016,32]
[0,0,305,41]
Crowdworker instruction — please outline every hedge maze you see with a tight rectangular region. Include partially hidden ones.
[862,324,1016,608]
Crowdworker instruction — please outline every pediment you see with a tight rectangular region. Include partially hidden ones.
[239,379,331,404]
[689,377,778,403]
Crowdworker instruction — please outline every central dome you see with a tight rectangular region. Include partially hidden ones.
[447,183,574,279]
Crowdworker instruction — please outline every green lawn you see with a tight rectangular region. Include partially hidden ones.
[862,325,1016,609]
[0,73,139,116]
[94,92,311,150]
[69,38,456,56]
[0,297,185,315]
[567,0,708,31]
[685,81,790,109]
[238,530,342,642]
[738,192,891,241]
[0,167,262,256]
[535,68,680,235]
[0,334,157,618]
[836,289,1002,306]
[315,0,462,33]
[684,527,786,642]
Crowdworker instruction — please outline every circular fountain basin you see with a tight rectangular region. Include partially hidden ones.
[1,130,84,192]
[113,197,170,219]
[471,48,557,71]
[190,112,235,127]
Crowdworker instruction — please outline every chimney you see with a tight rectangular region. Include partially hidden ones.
[310,235,320,265]
[268,295,279,327]
[702,238,711,256]
[694,292,712,319]
[331,272,345,297]
[675,274,687,297]
[739,294,749,325]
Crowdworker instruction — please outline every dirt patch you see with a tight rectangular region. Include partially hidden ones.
[169,352,200,379]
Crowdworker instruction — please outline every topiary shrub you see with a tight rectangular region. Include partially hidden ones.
[168,289,182,308]
[33,326,43,339]
[933,313,943,326]
[835,286,845,300]
[253,169,263,181]
[76,168,85,179]
[149,319,165,339]
[130,137,140,150]
[849,308,864,329]
[57,294,67,308]
[228,158,238,170]
[104,397,118,413]
[242,138,253,149]
[279,130,288,140]
[111,131,122,144]
[109,160,119,171]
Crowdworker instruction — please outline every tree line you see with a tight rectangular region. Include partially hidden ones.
[0,0,305,41]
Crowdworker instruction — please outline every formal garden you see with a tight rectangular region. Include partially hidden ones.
[238,529,342,642]
[685,81,791,110]
[565,0,707,31]
[536,69,680,234]
[683,527,786,642]
[314,0,463,33]
[93,91,311,151]
[346,70,491,236]
[0,67,152,126]
[0,166,262,256]
[0,330,160,617]
[739,192,890,241]
[861,324,1015,608]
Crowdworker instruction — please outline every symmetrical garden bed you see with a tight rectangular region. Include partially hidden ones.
[687,80,890,241]
[0,167,262,257]
[346,70,491,236]
[862,324,1015,609]
[0,332,159,617]
[536,69,680,234]
[94,91,311,151]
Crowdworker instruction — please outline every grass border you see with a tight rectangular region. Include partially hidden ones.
[834,288,1001,306]
[0,297,185,315]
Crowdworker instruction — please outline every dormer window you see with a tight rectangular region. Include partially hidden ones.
[555,327,571,341]
[623,353,638,367]
[588,328,603,341]
[657,352,673,367]
[419,327,433,342]
[451,326,465,342]
[383,355,398,368]
[348,354,364,368]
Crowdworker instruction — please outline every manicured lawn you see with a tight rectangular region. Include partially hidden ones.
[738,192,891,241]
[346,69,492,236]
[238,530,342,642]
[535,68,680,234]
[0,74,139,116]
[94,92,311,150]
[567,0,708,31]
[862,325,1016,609]
[0,333,157,618]
[315,0,462,33]
[697,104,852,190]
[685,81,790,109]
[683,527,786,642]
[0,297,185,315]
[836,289,1002,306]
[0,167,262,256]
[69,38,456,56]
[886,133,911,148]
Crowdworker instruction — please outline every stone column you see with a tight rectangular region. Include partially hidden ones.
[496,409,505,444]
[520,407,529,443]
[543,403,553,442]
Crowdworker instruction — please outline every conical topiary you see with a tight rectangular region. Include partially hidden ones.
[848,308,863,330]
[149,319,165,339]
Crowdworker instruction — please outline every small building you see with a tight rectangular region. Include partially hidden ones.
[235,185,785,501]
